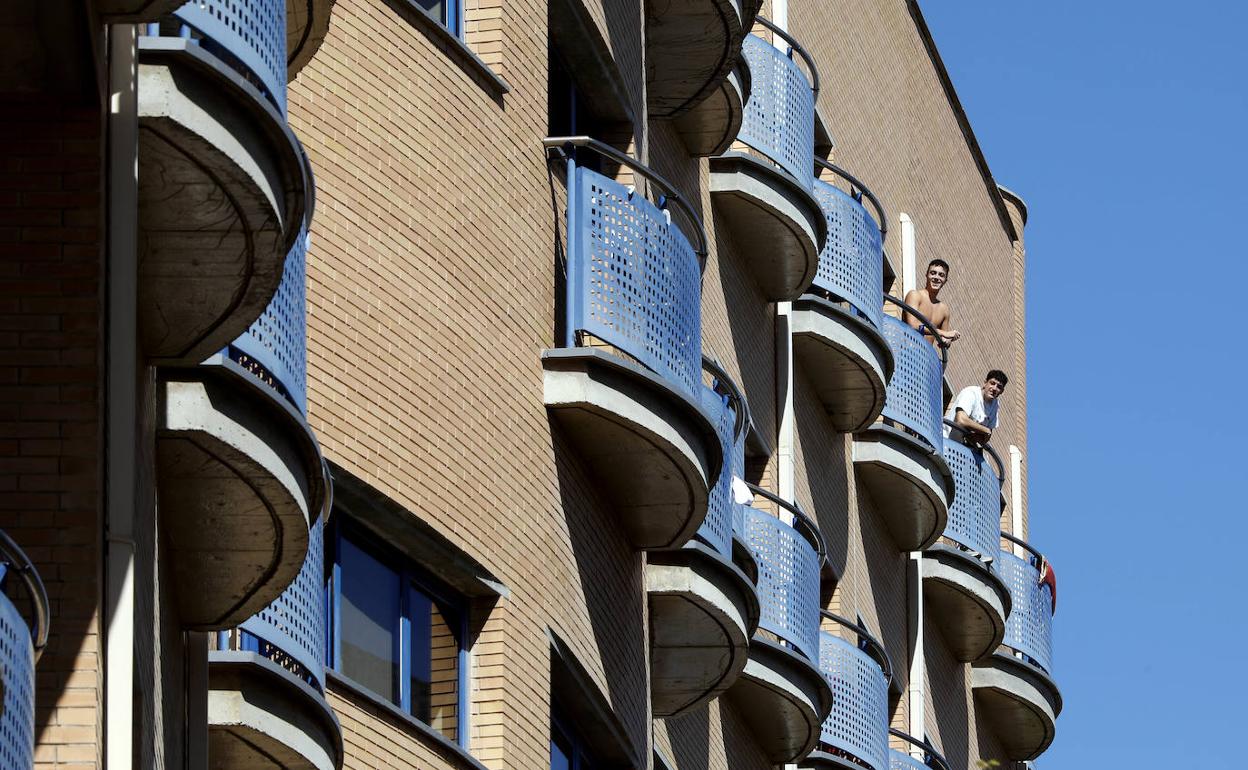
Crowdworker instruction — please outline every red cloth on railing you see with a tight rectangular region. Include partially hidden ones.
[1038,560,1057,614]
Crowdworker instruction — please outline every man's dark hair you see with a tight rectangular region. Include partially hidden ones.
[986,369,1009,386]
[928,258,950,274]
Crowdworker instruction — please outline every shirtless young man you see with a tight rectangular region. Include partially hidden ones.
[904,259,961,347]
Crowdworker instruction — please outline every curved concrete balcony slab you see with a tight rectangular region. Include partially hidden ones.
[543,348,720,550]
[674,63,748,157]
[922,545,1010,662]
[157,358,327,629]
[287,0,336,77]
[800,751,876,770]
[709,152,825,301]
[138,39,308,363]
[93,0,182,20]
[647,0,744,121]
[972,653,1062,761]
[852,426,952,552]
[792,296,893,433]
[208,651,343,770]
[726,636,833,764]
[647,542,759,717]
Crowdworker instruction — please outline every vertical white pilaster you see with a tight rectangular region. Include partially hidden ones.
[1010,444,1025,551]
[907,552,924,753]
[776,302,795,519]
[901,213,917,294]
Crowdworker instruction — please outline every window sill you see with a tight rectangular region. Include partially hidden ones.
[381,0,512,98]
[325,669,489,770]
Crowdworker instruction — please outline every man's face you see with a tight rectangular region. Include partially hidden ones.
[926,265,948,291]
[982,378,1006,402]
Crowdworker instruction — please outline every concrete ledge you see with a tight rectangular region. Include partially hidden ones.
[157,359,326,628]
[673,64,747,157]
[972,652,1061,761]
[137,39,308,363]
[646,542,759,717]
[288,0,336,77]
[792,296,893,433]
[922,545,1010,663]
[725,635,833,764]
[799,750,872,770]
[543,349,720,550]
[852,426,952,551]
[648,0,743,119]
[208,651,343,770]
[709,152,825,301]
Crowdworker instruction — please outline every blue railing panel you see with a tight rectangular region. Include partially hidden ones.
[738,35,815,189]
[880,316,943,452]
[239,519,326,689]
[818,632,888,770]
[0,592,34,770]
[229,228,309,414]
[889,749,929,770]
[568,165,702,397]
[998,550,1054,674]
[698,387,737,558]
[172,0,288,114]
[941,441,1001,567]
[743,507,819,660]
[812,180,883,330]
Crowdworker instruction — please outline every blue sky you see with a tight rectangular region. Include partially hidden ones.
[922,2,1247,767]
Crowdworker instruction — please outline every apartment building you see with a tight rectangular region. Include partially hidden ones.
[0,0,1060,767]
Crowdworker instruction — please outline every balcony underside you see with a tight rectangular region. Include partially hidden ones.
[726,636,833,764]
[972,653,1062,761]
[138,39,307,364]
[93,0,182,20]
[647,543,759,717]
[709,152,825,301]
[208,652,343,770]
[852,426,952,552]
[800,750,876,770]
[288,0,336,76]
[673,64,748,157]
[157,359,326,629]
[922,545,1010,662]
[543,348,720,550]
[792,297,893,433]
[647,0,743,120]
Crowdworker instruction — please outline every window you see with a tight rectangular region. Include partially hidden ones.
[415,0,462,36]
[326,519,469,746]
[550,707,601,770]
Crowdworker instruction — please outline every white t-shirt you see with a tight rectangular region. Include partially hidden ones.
[944,385,999,437]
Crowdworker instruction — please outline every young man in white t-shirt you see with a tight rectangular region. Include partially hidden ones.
[944,369,1008,446]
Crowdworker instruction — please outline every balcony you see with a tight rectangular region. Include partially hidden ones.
[543,137,720,551]
[922,432,1010,662]
[647,0,754,156]
[726,499,832,764]
[0,532,49,770]
[647,362,759,717]
[792,162,893,433]
[887,730,952,770]
[972,536,1061,761]
[158,227,329,629]
[852,301,953,551]
[138,0,309,364]
[211,521,344,769]
[799,614,890,770]
[710,20,825,301]
[288,0,336,76]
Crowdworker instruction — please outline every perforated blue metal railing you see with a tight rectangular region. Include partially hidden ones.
[890,749,930,770]
[742,507,819,660]
[168,0,288,114]
[0,589,34,770]
[737,34,815,189]
[237,519,327,689]
[811,179,883,329]
[880,316,943,452]
[698,387,736,558]
[998,549,1054,674]
[566,163,702,398]
[227,227,309,414]
[818,632,888,770]
[941,441,1001,567]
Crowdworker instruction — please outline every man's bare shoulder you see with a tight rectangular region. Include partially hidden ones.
[904,289,930,310]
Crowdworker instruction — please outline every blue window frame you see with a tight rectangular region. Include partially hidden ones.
[326,518,471,747]
[413,0,463,37]
[550,708,601,770]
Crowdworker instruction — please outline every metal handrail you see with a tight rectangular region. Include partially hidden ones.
[820,610,892,684]
[744,482,827,568]
[883,294,948,368]
[0,529,50,662]
[888,728,952,770]
[703,353,751,443]
[941,418,1005,488]
[543,136,709,259]
[1001,532,1046,568]
[814,158,888,244]
[752,16,820,97]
